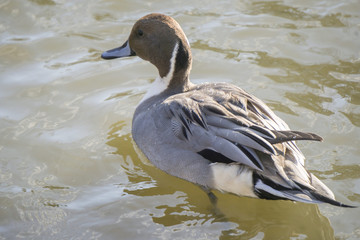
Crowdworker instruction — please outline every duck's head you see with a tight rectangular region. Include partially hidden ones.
[102,13,192,88]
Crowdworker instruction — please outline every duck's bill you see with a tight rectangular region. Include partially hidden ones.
[101,40,136,59]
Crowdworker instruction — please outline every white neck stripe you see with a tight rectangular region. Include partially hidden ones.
[139,42,179,104]
[162,41,179,85]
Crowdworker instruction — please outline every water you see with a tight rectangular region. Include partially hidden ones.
[1,0,359,239]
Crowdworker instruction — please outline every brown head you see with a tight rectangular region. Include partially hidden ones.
[102,14,192,89]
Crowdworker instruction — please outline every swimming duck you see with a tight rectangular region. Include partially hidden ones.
[101,13,353,207]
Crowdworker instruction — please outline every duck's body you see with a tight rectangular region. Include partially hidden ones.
[102,13,353,207]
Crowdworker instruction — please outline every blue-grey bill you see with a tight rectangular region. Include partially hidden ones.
[101,40,135,59]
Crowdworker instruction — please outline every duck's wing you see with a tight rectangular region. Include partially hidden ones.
[162,83,322,172]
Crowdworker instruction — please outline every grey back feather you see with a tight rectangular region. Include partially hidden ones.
[163,83,322,173]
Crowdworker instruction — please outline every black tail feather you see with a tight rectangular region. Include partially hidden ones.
[253,171,356,208]
[311,191,357,208]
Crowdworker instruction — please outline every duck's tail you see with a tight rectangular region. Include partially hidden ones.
[252,171,356,208]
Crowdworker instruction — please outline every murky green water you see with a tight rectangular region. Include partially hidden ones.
[1,0,359,239]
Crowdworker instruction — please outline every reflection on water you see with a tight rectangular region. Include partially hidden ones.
[1,0,360,239]
[245,1,346,28]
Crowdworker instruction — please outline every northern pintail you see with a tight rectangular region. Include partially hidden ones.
[101,13,354,207]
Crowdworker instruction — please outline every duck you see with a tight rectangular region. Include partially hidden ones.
[101,13,354,207]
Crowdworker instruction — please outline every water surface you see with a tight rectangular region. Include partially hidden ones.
[1,0,360,239]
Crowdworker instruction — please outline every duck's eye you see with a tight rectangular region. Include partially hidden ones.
[137,29,143,37]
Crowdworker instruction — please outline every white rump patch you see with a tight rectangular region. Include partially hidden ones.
[210,163,257,198]
[140,42,179,104]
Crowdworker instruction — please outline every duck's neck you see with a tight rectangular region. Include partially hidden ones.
[140,40,192,104]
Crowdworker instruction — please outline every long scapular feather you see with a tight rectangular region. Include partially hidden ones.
[210,127,276,155]
[266,130,323,144]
